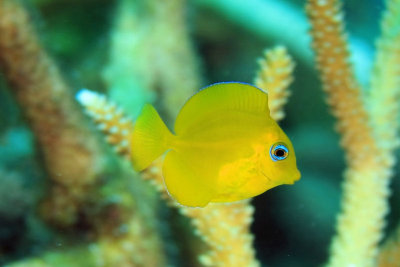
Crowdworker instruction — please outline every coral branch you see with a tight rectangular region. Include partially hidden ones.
[372,0,400,263]
[76,89,133,158]
[151,0,203,119]
[183,202,258,267]
[102,0,156,118]
[0,0,108,227]
[104,0,202,121]
[368,0,400,165]
[0,2,166,265]
[306,0,371,162]
[306,0,394,266]
[254,46,295,121]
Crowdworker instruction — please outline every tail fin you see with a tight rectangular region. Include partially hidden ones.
[130,104,173,171]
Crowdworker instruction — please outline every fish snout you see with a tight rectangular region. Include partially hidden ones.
[286,168,301,185]
[292,169,301,183]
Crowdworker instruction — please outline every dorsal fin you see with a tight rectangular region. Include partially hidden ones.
[174,82,270,135]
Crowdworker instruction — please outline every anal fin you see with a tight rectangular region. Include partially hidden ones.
[163,151,214,207]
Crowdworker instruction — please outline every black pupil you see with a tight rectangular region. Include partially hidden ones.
[275,149,286,157]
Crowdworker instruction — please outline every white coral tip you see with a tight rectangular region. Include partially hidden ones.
[76,88,99,106]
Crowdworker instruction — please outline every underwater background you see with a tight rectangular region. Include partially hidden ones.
[0,0,399,266]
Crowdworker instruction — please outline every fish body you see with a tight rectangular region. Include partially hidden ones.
[130,82,300,207]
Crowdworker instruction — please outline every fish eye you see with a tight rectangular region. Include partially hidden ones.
[269,143,289,161]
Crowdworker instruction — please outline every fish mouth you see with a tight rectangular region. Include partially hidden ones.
[294,169,301,180]
[289,169,301,184]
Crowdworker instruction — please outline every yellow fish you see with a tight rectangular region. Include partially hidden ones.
[130,82,300,207]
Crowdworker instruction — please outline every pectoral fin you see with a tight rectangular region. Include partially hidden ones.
[163,151,214,207]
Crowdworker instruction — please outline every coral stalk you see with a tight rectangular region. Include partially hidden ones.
[0,2,166,265]
[254,46,295,121]
[183,202,258,267]
[103,0,156,118]
[150,0,203,119]
[0,0,108,227]
[306,0,398,266]
[76,90,133,158]
[306,0,372,161]
[368,0,400,166]
[104,0,202,120]
[373,0,400,264]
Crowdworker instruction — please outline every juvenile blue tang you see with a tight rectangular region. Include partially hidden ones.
[130,82,300,207]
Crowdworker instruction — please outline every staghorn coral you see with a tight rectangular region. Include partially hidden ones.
[367,0,400,167]
[373,0,400,264]
[0,1,166,266]
[102,0,156,118]
[182,202,257,267]
[149,0,203,119]
[306,0,400,266]
[254,46,295,121]
[103,0,202,121]
[77,43,295,266]
[76,90,133,159]
[0,0,107,227]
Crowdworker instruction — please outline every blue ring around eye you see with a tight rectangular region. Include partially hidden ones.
[270,143,289,161]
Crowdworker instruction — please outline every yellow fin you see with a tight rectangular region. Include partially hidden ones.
[174,82,270,135]
[130,104,172,171]
[163,150,214,207]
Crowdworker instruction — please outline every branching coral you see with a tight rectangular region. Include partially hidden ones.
[103,0,202,121]
[102,0,156,118]
[374,0,400,264]
[0,0,108,227]
[0,0,166,265]
[149,0,203,119]
[254,46,295,121]
[368,0,400,167]
[77,90,133,159]
[182,202,257,266]
[306,0,400,266]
